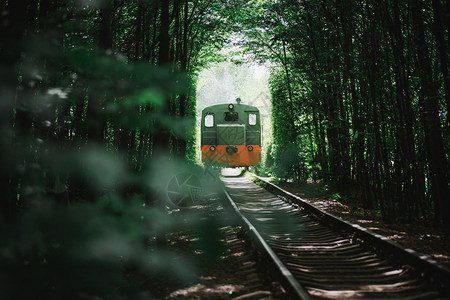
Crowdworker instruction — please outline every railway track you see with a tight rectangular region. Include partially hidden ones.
[221,174,450,299]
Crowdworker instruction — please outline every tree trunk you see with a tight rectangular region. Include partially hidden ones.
[99,0,113,51]
[325,60,342,184]
[0,0,34,218]
[134,1,143,61]
[282,40,296,140]
[431,0,450,130]
[411,0,450,228]
[152,0,171,156]
[338,0,369,207]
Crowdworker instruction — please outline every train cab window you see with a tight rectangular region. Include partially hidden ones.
[224,112,238,122]
[249,113,257,125]
[205,114,214,127]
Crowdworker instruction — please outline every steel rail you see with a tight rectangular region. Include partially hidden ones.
[250,173,450,290]
[222,187,312,300]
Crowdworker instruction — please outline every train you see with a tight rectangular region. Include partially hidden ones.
[201,98,261,167]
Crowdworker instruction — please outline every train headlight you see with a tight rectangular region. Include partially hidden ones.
[210,146,216,151]
[248,146,253,151]
[228,104,234,111]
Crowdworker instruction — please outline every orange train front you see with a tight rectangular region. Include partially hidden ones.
[201,99,261,167]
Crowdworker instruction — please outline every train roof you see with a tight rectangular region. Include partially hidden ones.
[201,103,259,112]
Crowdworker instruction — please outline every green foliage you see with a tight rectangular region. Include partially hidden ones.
[331,193,342,200]
[331,192,349,203]
[271,178,281,185]
[267,67,314,183]
[185,75,199,163]
[0,196,188,299]
[254,180,268,187]
[231,0,449,227]
[0,0,233,298]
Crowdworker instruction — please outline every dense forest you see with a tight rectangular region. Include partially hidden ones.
[232,0,449,228]
[0,0,449,298]
[0,0,231,213]
[0,0,228,298]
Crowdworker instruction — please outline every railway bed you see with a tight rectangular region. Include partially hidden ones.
[221,174,450,299]
[153,189,287,299]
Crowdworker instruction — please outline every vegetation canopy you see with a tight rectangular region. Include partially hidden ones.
[0,0,449,298]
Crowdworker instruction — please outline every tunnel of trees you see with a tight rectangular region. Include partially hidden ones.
[0,0,448,298]
[246,0,450,228]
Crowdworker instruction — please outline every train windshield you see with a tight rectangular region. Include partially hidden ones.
[249,113,257,125]
[224,112,238,122]
[205,114,214,127]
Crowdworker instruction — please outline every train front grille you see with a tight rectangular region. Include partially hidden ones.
[217,124,245,145]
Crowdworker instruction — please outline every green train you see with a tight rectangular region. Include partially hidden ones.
[201,98,261,167]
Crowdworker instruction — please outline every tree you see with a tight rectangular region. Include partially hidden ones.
[232,0,449,226]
